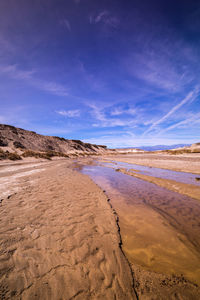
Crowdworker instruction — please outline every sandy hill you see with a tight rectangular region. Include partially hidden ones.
[154,142,200,155]
[190,142,200,151]
[0,124,111,160]
[115,148,145,153]
[169,143,200,153]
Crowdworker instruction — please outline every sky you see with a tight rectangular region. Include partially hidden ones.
[0,0,200,148]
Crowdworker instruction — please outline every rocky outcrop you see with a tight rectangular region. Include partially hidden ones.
[0,124,111,159]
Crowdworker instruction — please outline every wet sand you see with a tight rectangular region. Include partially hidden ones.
[1,156,200,299]
[107,153,200,174]
[81,160,200,299]
[0,160,136,300]
[116,168,200,201]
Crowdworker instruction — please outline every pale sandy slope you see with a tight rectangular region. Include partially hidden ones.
[0,160,136,300]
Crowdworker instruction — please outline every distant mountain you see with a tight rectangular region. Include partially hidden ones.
[139,144,191,151]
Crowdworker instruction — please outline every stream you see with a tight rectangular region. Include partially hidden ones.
[78,159,200,285]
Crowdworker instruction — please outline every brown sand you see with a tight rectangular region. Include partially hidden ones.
[93,156,200,298]
[107,153,200,174]
[90,173,200,298]
[117,201,200,285]
[0,160,136,300]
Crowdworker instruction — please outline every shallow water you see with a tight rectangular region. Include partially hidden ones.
[80,162,200,284]
[102,160,200,186]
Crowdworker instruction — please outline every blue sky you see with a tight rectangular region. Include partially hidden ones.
[0,0,200,148]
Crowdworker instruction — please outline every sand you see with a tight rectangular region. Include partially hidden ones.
[103,153,200,201]
[1,155,200,299]
[0,160,136,300]
[107,153,200,174]
[116,168,200,201]
[85,156,200,298]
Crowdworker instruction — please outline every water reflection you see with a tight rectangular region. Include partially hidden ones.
[102,160,200,186]
[80,162,200,284]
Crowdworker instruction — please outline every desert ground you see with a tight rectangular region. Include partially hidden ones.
[0,154,200,299]
[106,152,200,174]
[102,153,200,200]
[0,159,135,300]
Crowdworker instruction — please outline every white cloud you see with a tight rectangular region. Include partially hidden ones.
[143,87,199,135]
[56,109,80,117]
[110,107,136,116]
[90,11,108,24]
[95,11,109,23]
[38,82,68,97]
[134,58,182,91]
[126,41,195,93]
[0,64,34,80]
[88,104,136,128]
[158,113,200,135]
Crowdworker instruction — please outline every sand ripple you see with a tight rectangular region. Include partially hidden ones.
[0,161,136,299]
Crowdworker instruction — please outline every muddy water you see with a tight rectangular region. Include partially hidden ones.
[80,162,200,285]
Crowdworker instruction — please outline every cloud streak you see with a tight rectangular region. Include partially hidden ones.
[158,113,200,135]
[125,37,196,93]
[95,11,108,23]
[60,19,71,32]
[143,87,199,135]
[110,107,136,116]
[56,109,80,117]
[88,104,136,128]
[89,11,119,28]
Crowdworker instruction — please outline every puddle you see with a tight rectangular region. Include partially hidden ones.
[79,162,200,285]
[102,160,200,186]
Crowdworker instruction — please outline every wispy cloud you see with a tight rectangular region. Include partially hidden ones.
[0,64,69,97]
[56,109,80,117]
[143,87,199,135]
[0,64,34,80]
[60,19,71,32]
[37,82,68,97]
[158,112,200,135]
[110,107,136,116]
[131,55,183,91]
[88,104,136,128]
[89,11,119,28]
[126,38,196,93]
[95,11,109,23]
